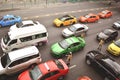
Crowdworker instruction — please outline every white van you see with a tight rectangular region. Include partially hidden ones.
[1,23,48,52]
[0,46,42,78]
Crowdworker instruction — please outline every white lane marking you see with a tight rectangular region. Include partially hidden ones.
[69,65,76,69]
[23,6,120,19]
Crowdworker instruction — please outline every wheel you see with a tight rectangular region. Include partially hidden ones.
[0,25,2,28]
[60,24,63,27]
[72,21,75,24]
[0,75,7,80]
[104,77,110,80]
[12,48,18,51]
[58,75,64,80]
[86,58,91,65]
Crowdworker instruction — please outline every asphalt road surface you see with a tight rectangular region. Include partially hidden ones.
[0,1,120,80]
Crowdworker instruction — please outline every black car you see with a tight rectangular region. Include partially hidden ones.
[86,50,120,80]
[112,21,120,30]
[96,29,118,43]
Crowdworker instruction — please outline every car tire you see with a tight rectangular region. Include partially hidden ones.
[72,21,75,24]
[0,25,2,28]
[60,24,63,27]
[12,48,18,51]
[104,77,110,80]
[58,75,64,80]
[86,58,91,65]
[0,75,7,80]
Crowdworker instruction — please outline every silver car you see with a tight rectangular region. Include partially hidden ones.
[0,46,41,80]
[62,23,88,37]
[112,21,120,30]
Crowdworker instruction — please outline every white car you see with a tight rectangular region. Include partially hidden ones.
[62,23,88,37]
[10,20,41,31]
[0,46,41,80]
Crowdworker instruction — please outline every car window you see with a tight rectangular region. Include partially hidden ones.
[9,59,21,67]
[114,40,120,47]
[22,24,34,27]
[10,18,14,20]
[77,28,84,31]
[3,33,10,45]
[3,19,9,21]
[29,66,42,80]
[54,60,64,69]
[40,71,59,80]
[8,39,17,46]
[73,42,80,46]
[59,40,70,49]
[69,25,77,32]
[16,22,23,28]
[1,54,11,68]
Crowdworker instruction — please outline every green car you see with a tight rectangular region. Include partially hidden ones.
[51,36,85,58]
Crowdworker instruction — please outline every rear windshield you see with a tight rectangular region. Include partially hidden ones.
[54,60,64,69]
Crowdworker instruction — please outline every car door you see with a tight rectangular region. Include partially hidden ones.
[3,18,10,26]
[10,17,16,25]
[67,42,80,52]
[75,27,85,36]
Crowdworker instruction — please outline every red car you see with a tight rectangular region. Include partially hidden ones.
[77,76,92,80]
[98,10,112,18]
[18,59,69,80]
[79,13,99,23]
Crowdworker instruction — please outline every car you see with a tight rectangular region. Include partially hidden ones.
[62,23,88,38]
[79,13,99,23]
[0,14,21,28]
[96,28,118,43]
[77,76,92,80]
[17,59,69,80]
[86,50,120,80]
[10,20,41,31]
[0,46,41,80]
[107,39,120,56]
[53,15,77,27]
[112,21,120,30]
[51,36,85,58]
[98,10,112,18]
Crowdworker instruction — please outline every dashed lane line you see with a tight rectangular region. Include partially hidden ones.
[23,6,120,20]
[69,65,77,70]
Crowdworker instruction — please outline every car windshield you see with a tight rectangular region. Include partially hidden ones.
[16,22,23,28]
[54,60,64,69]
[68,25,77,32]
[1,54,11,68]
[114,40,120,47]
[102,11,107,14]
[102,58,120,73]
[59,40,70,49]
[29,66,42,80]
[59,17,67,21]
[3,33,10,45]
[85,15,90,18]
[103,29,111,36]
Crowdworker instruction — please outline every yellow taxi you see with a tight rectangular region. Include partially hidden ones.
[107,39,120,56]
[53,15,77,27]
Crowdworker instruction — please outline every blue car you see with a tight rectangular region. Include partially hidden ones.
[0,14,21,27]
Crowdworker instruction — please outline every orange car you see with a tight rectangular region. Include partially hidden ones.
[77,76,92,80]
[79,13,99,23]
[98,10,112,18]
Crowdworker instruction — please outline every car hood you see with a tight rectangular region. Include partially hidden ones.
[18,70,31,80]
[9,24,17,31]
[62,28,73,36]
[80,17,87,21]
[51,43,64,55]
[109,43,120,52]
[54,18,62,24]
[98,32,108,39]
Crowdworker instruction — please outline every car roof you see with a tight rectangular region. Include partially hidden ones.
[38,60,58,75]
[8,23,47,39]
[3,14,14,19]
[8,46,39,61]
[73,24,86,29]
[66,36,80,44]
[22,20,35,25]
